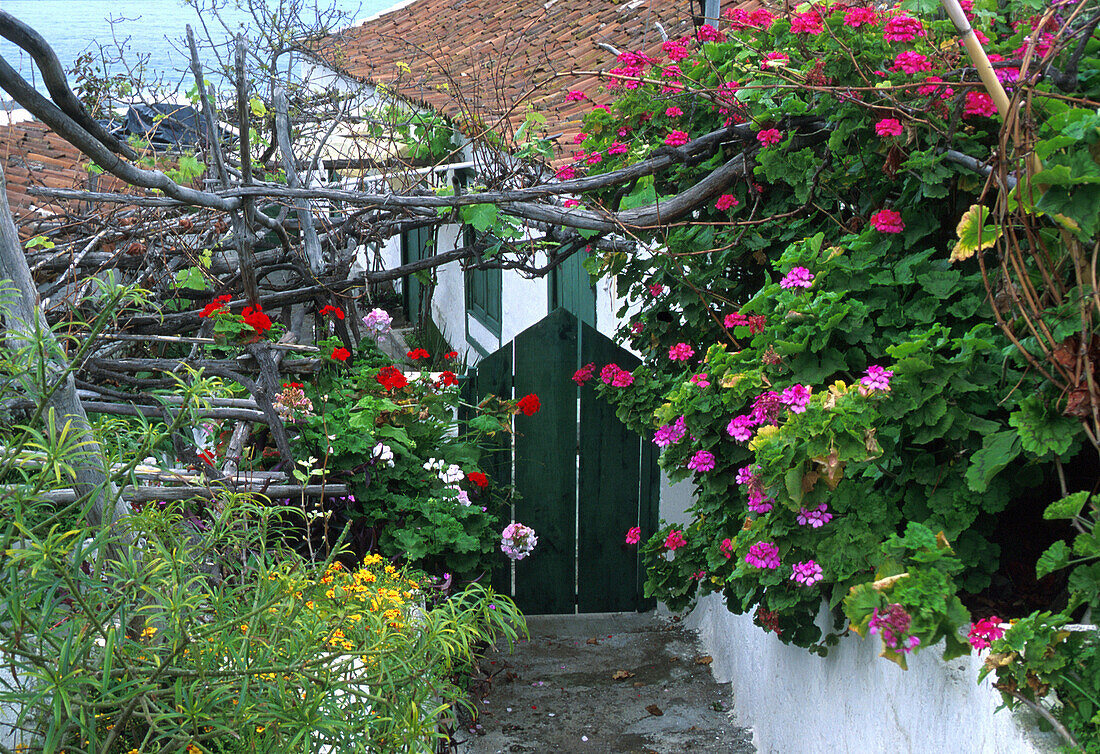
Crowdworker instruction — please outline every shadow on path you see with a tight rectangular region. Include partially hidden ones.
[458,612,755,754]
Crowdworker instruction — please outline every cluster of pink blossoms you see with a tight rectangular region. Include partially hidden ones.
[572,362,595,386]
[843,6,878,27]
[874,118,903,137]
[669,342,695,361]
[756,128,783,147]
[665,105,683,118]
[696,23,724,42]
[964,91,998,118]
[870,208,905,234]
[665,130,690,147]
[780,266,814,289]
[723,6,774,30]
[601,363,635,387]
[727,385,812,442]
[607,50,654,90]
[790,10,823,34]
[791,560,824,586]
[736,465,774,514]
[624,526,641,545]
[891,51,933,74]
[653,415,687,447]
[500,522,538,561]
[724,312,767,333]
[715,194,739,211]
[868,603,921,653]
[967,616,1006,649]
[745,541,780,569]
[719,537,734,558]
[662,38,689,61]
[796,503,834,528]
[690,373,711,388]
[882,14,924,43]
[860,364,894,392]
[687,450,716,472]
[664,529,687,551]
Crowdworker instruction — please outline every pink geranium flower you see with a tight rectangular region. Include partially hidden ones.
[565,90,587,101]
[780,266,814,289]
[891,51,934,75]
[687,450,716,472]
[757,128,783,147]
[719,538,734,559]
[665,105,684,118]
[790,10,823,34]
[967,616,1005,649]
[843,7,878,27]
[745,541,780,569]
[664,529,687,551]
[875,118,903,137]
[715,194,739,211]
[870,209,905,234]
[882,14,924,42]
[625,526,641,545]
[791,560,824,586]
[964,91,998,118]
[665,130,690,147]
[669,342,695,361]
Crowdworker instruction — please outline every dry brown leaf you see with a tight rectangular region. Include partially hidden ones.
[586,637,600,645]
[612,669,635,680]
[645,704,664,716]
[694,655,713,666]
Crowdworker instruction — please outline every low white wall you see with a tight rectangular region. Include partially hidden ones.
[686,593,1061,754]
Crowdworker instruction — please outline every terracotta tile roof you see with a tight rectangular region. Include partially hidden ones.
[0,120,95,225]
[322,0,714,159]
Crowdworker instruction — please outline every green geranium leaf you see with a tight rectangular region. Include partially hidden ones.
[1044,491,1091,521]
[950,204,1001,263]
[964,430,1021,493]
[1036,540,1071,578]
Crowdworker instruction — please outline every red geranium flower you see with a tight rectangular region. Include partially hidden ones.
[331,346,350,361]
[319,304,345,320]
[241,305,272,336]
[375,365,408,391]
[468,471,489,488]
[199,294,232,318]
[573,362,595,386]
[438,370,459,387]
[407,348,431,360]
[516,393,541,416]
[445,350,459,360]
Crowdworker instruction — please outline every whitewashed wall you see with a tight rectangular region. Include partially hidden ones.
[686,593,1061,754]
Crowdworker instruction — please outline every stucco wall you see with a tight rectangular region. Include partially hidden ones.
[685,593,1062,754]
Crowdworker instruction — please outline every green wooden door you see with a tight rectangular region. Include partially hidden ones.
[549,251,596,328]
[462,308,656,614]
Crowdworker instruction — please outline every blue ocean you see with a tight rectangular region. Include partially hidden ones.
[0,0,395,99]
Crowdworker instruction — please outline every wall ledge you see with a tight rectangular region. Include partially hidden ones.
[685,592,1065,754]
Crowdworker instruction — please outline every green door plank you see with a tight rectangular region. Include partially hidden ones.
[638,438,659,611]
[465,345,513,596]
[549,253,596,328]
[577,322,643,613]
[513,309,578,614]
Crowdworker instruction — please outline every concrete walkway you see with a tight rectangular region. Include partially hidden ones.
[458,612,755,754]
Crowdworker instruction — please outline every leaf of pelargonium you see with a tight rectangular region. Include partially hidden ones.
[950,204,1001,263]
[460,202,499,232]
[1036,540,1071,579]
[1043,491,1090,521]
[1009,394,1080,458]
[964,430,1021,493]
[842,582,883,636]
[784,466,805,505]
[620,176,657,210]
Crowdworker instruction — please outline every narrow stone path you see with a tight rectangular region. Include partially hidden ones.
[458,612,755,754]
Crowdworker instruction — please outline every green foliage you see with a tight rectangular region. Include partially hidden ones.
[981,613,1100,752]
[571,0,1096,655]
[292,338,514,580]
[1036,493,1100,610]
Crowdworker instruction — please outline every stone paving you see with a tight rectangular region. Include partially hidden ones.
[457,612,756,754]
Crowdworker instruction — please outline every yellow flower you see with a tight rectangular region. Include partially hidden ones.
[239,624,249,634]
[187,746,202,754]
[129,749,140,753]
[140,626,157,640]
[325,588,336,599]
[256,725,265,733]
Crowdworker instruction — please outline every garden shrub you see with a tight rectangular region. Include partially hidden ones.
[557,0,1098,656]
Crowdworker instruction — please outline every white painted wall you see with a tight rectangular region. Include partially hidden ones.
[686,593,1062,754]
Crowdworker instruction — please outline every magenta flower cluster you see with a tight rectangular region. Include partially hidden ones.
[745,541,780,570]
[861,365,894,392]
[664,529,687,551]
[601,363,635,387]
[796,503,833,528]
[870,209,904,234]
[736,465,774,514]
[756,128,783,146]
[790,560,823,586]
[967,616,1005,649]
[868,603,921,653]
[687,450,716,472]
[669,342,695,361]
[780,384,812,413]
[780,266,814,289]
[653,415,687,447]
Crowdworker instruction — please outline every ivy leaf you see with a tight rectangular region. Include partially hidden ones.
[964,430,1021,493]
[1036,540,1071,578]
[950,204,1001,263]
[1043,491,1090,521]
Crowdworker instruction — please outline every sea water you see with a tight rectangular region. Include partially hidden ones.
[0,0,394,100]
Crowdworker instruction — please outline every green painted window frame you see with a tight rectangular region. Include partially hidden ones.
[464,229,503,337]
